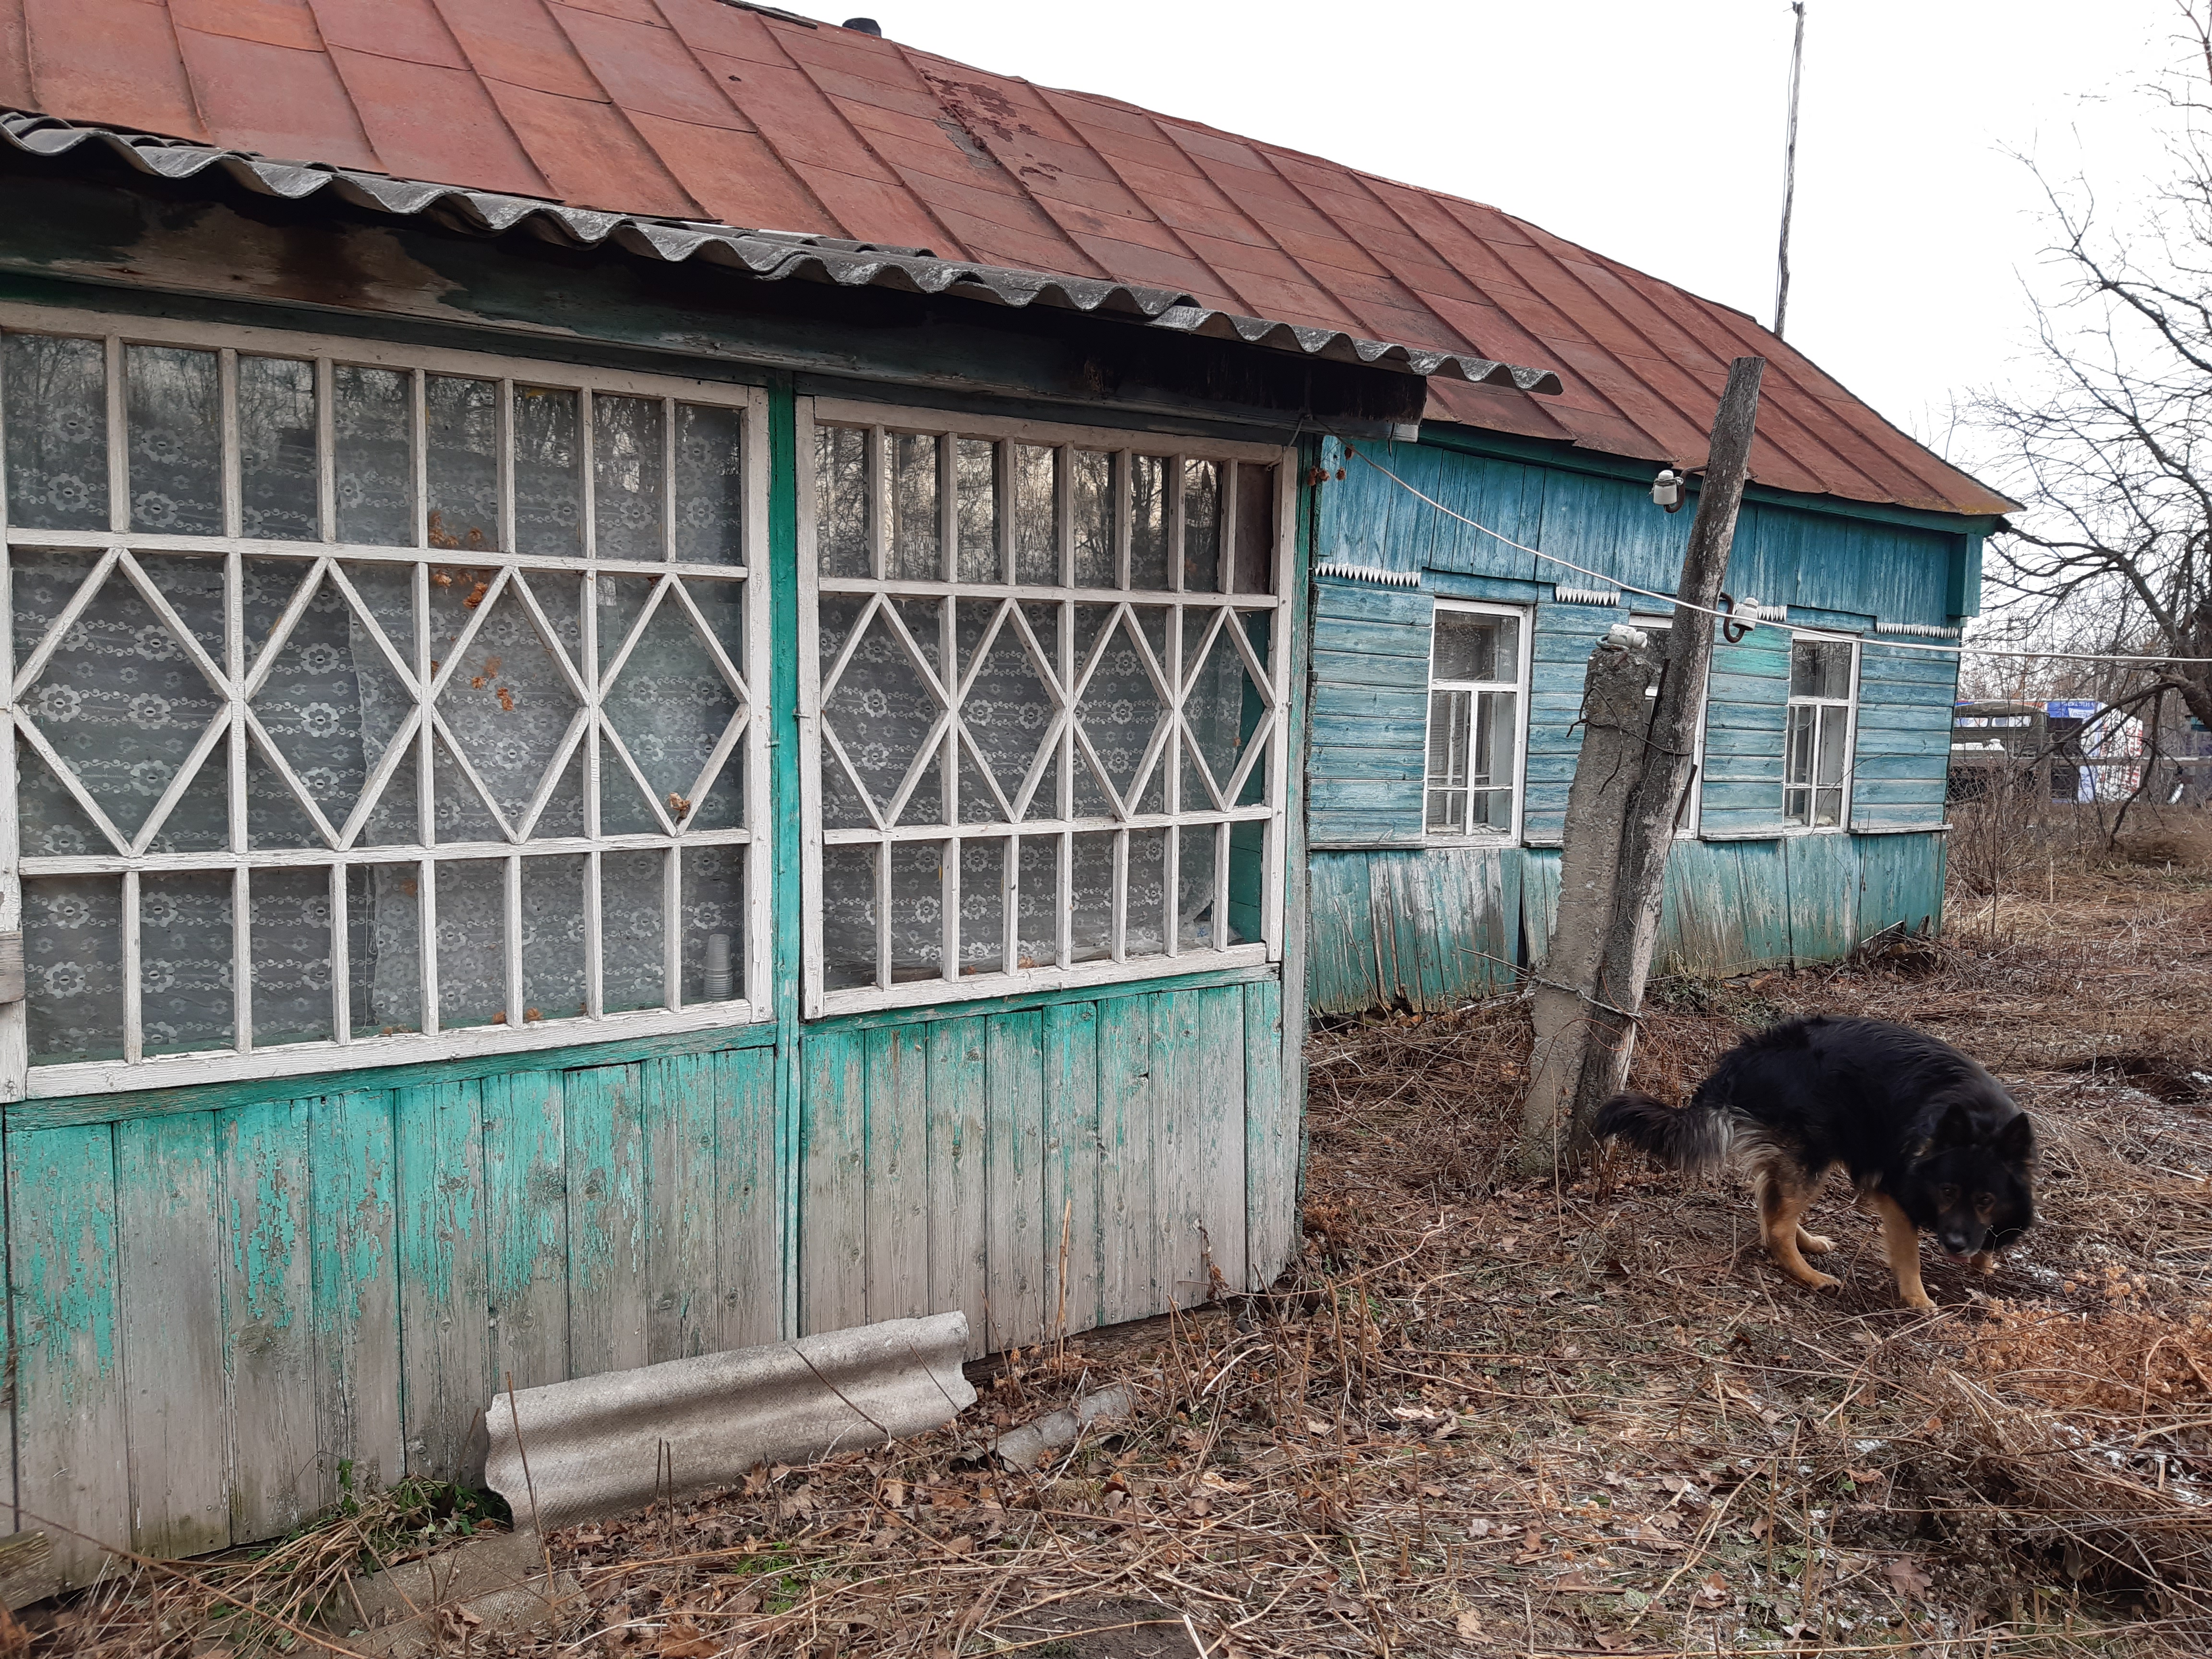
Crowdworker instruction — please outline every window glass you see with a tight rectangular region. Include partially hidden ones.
[1425,603,1527,838]
[333,365,414,547]
[239,356,320,540]
[1784,637,1855,828]
[1,323,764,1086]
[810,423,1285,1003]
[4,335,109,529]
[126,346,223,535]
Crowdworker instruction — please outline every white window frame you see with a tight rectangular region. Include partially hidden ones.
[1422,598,1531,844]
[797,397,1294,1019]
[1631,614,1708,838]
[0,303,773,1100]
[1783,631,1860,832]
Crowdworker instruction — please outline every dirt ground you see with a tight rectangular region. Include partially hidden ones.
[44,810,2212,1658]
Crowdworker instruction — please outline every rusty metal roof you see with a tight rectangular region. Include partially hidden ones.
[0,112,1559,391]
[0,0,2011,517]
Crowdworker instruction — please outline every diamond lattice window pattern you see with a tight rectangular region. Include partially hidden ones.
[808,414,1286,1006]
[1,323,765,1085]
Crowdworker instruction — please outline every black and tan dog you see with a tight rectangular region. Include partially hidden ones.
[1593,1016,2035,1310]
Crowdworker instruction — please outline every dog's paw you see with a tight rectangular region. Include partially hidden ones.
[1798,1270,1841,1292]
[1971,1250,1997,1275]
[1899,1289,1937,1311]
[1796,1230,1836,1255]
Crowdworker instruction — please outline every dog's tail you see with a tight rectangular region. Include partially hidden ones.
[1590,1091,1728,1170]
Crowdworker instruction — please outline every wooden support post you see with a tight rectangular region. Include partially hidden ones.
[1521,356,1766,1172]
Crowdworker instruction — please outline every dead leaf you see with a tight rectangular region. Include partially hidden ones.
[1691,1571,1729,1609]
[1390,1404,1444,1424]
[1419,1482,1446,1499]
[1845,1467,1885,1485]
[1551,1573,1605,1592]
[1593,1630,1634,1652]
[883,1477,906,1507]
[942,1533,975,1556]
[1453,1610,1483,1641]
[1188,1496,1212,1516]
[1467,1517,1494,1539]
[655,1625,718,1659]
[1885,1557,1933,1599]
[1199,1470,1250,1494]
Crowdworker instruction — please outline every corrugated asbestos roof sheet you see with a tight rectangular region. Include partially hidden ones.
[0,112,1559,391]
[0,0,2011,517]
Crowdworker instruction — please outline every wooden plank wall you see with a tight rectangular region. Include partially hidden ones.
[5,975,1300,1582]
[1310,833,1951,1014]
[1852,640,1960,831]
[797,979,1283,1355]
[8,1047,778,1585]
[1522,601,1621,843]
[1311,436,1964,636]
[1699,626,1794,840]
[1306,579,1431,848]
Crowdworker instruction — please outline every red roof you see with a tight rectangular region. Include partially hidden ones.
[0,0,2011,517]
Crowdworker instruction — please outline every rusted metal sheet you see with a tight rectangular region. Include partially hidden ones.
[482,1312,976,1530]
[0,4,2008,515]
[0,112,1559,393]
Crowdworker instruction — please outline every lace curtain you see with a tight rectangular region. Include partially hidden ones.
[4,332,754,1067]
[811,426,1280,993]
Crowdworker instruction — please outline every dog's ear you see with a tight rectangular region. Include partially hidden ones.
[1993,1112,2036,1164]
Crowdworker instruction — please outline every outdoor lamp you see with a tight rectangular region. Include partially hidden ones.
[1651,468,1685,512]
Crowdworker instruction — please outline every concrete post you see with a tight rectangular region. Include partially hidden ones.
[1520,627,1663,1172]
[1517,355,1767,1175]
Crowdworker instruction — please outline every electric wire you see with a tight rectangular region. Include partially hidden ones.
[1339,442,2212,667]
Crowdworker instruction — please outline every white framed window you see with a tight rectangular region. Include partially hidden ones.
[799,399,1291,1018]
[1423,600,1529,840]
[0,305,771,1099]
[1784,634,1858,829]
[1632,614,1707,837]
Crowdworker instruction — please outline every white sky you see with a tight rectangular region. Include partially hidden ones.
[868,0,2188,472]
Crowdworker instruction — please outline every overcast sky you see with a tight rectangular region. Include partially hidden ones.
[869,0,2189,471]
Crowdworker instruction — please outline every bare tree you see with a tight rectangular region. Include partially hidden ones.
[1973,3,2212,740]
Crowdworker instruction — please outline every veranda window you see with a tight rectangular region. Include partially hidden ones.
[1784,636,1857,829]
[801,402,1289,1015]
[1424,601,1528,839]
[0,311,768,1095]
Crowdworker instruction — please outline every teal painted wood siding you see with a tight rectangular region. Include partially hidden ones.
[1308,832,1950,1014]
[1307,579,1431,849]
[5,974,1297,1586]
[0,322,1316,1585]
[1852,640,1961,830]
[1302,430,1971,1019]
[1315,436,1969,630]
[1524,601,1620,844]
[1699,625,1794,840]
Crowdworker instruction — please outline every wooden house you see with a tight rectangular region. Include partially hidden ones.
[0,2,2005,1575]
[1304,430,2008,1013]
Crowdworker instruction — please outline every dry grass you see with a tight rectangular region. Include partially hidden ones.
[37,823,2212,1658]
